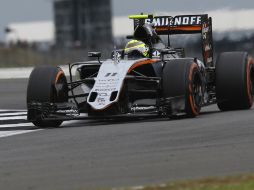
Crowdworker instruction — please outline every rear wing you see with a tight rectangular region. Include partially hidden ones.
[130,14,214,66]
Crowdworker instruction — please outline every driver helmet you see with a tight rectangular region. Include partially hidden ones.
[124,40,149,58]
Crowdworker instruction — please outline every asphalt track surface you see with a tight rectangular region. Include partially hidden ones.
[0,78,254,190]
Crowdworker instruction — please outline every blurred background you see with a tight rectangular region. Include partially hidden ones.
[0,0,254,67]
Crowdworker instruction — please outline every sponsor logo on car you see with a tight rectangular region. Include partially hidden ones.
[145,16,202,27]
[152,50,161,57]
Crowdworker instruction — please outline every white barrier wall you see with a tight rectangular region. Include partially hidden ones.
[0,65,70,79]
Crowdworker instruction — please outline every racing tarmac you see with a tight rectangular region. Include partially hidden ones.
[0,78,27,109]
[0,78,254,190]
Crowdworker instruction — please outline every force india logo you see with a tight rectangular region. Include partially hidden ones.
[145,16,202,27]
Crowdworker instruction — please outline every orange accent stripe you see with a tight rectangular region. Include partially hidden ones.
[128,59,159,73]
[156,26,202,32]
[55,70,64,85]
[188,63,199,116]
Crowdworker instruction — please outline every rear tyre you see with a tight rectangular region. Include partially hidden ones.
[27,66,68,128]
[216,52,254,111]
[163,59,203,117]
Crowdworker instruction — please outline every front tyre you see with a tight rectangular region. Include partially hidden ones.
[163,59,203,117]
[27,66,68,128]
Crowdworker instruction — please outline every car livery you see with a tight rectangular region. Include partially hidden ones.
[26,14,254,128]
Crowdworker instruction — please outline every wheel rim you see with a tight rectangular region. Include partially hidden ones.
[54,70,68,103]
[191,71,203,110]
[247,58,254,106]
[249,66,254,102]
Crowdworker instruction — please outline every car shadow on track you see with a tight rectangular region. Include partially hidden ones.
[1,106,248,131]
[60,108,221,129]
[200,110,221,116]
[61,117,167,129]
[0,126,38,131]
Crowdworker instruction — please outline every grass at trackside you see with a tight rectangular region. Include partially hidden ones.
[118,174,254,190]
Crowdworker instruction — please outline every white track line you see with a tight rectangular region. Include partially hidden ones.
[0,123,34,128]
[0,111,83,138]
[0,116,27,120]
[0,130,42,138]
[0,110,42,138]
[0,109,27,112]
[0,112,27,117]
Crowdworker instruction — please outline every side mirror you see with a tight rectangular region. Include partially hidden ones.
[88,52,101,58]
[88,52,102,63]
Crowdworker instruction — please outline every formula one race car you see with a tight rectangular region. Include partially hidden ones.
[27,14,254,128]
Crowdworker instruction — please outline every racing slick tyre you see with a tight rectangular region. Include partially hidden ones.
[27,66,68,128]
[163,59,203,117]
[216,52,254,111]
